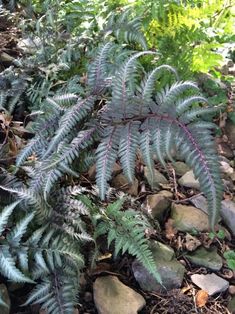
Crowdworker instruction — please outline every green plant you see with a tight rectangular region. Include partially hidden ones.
[114,0,235,78]
[224,250,235,270]
[94,198,161,283]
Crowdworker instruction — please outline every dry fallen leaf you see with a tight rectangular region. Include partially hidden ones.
[181,285,191,294]
[196,290,208,308]
[165,218,177,240]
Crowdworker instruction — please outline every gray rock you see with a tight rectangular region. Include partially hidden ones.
[0,284,10,314]
[186,247,223,271]
[132,241,185,292]
[220,160,234,176]
[93,276,145,314]
[171,203,209,232]
[146,191,173,220]
[150,240,175,262]
[189,194,208,214]
[220,200,235,236]
[144,167,168,189]
[132,259,185,293]
[173,162,190,176]
[178,170,200,190]
[191,273,229,296]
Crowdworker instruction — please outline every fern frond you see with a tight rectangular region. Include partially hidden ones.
[52,93,78,106]
[157,81,199,108]
[105,9,147,49]
[95,199,161,283]
[88,42,114,93]
[180,105,222,123]
[7,212,35,245]
[24,267,79,314]
[176,96,208,115]
[44,96,95,158]
[140,118,155,183]
[176,120,222,228]
[112,51,156,120]
[0,247,34,283]
[96,126,121,200]
[0,200,21,235]
[142,65,179,103]
[119,121,140,182]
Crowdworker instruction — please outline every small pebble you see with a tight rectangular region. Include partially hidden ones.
[229,285,235,295]
[179,259,186,266]
[84,291,93,302]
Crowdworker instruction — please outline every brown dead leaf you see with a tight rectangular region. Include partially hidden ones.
[196,290,208,308]
[181,285,191,294]
[165,218,177,240]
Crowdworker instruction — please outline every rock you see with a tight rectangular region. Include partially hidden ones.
[171,203,209,232]
[229,285,235,295]
[173,162,190,176]
[186,247,222,271]
[220,160,234,176]
[111,174,138,196]
[144,167,168,189]
[88,163,122,180]
[220,200,235,236]
[0,52,14,62]
[93,276,146,314]
[0,284,10,314]
[178,170,200,190]
[225,121,235,149]
[191,273,229,296]
[132,259,185,293]
[132,240,185,292]
[150,240,175,262]
[146,191,173,220]
[228,296,235,314]
[218,142,234,158]
[190,194,208,214]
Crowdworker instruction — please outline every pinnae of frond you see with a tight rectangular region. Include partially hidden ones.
[114,51,158,120]
[142,65,179,103]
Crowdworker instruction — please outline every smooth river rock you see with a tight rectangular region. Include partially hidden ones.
[93,276,146,314]
[171,203,209,232]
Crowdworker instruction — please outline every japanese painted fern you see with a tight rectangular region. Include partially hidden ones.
[0,22,223,314]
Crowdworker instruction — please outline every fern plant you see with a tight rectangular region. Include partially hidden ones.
[0,199,84,313]
[11,41,223,227]
[94,198,161,283]
[20,42,223,229]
